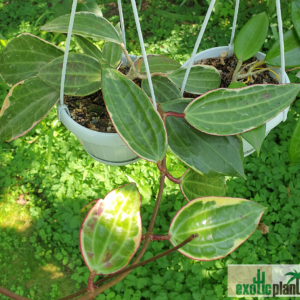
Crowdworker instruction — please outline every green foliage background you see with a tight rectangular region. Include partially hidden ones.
[0,0,300,299]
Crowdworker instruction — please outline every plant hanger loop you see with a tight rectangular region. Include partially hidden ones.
[59,0,78,109]
[180,0,216,96]
[276,0,285,84]
[130,0,157,109]
[228,0,240,55]
[118,0,126,47]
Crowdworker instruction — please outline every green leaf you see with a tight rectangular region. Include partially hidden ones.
[166,117,245,179]
[133,55,181,74]
[234,12,269,62]
[292,1,300,40]
[241,124,266,156]
[180,169,228,201]
[40,12,122,44]
[265,28,300,69]
[74,35,107,63]
[79,200,97,227]
[228,82,247,89]
[102,25,122,68]
[160,98,193,113]
[289,118,300,165]
[80,2,103,16]
[169,197,266,260]
[38,53,101,96]
[79,183,142,275]
[0,33,63,86]
[168,165,187,178]
[142,77,182,103]
[101,64,167,163]
[168,65,221,94]
[184,84,300,136]
[0,77,59,142]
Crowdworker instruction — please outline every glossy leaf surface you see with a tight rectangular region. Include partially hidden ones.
[80,183,142,275]
[265,28,300,69]
[185,84,300,135]
[40,12,122,44]
[292,1,300,40]
[160,98,193,113]
[132,55,180,74]
[234,12,269,62]
[101,64,167,162]
[102,26,122,68]
[0,77,59,142]
[74,35,106,63]
[166,117,245,179]
[80,2,103,16]
[0,33,63,86]
[289,118,300,165]
[38,53,101,96]
[142,77,182,103]
[168,65,221,94]
[180,169,228,201]
[169,197,266,260]
[241,124,266,156]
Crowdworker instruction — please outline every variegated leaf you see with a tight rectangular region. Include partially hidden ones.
[0,33,63,86]
[101,64,167,163]
[169,197,266,260]
[180,169,227,201]
[79,183,142,275]
[184,84,300,136]
[0,77,59,142]
[168,65,221,94]
[38,53,101,96]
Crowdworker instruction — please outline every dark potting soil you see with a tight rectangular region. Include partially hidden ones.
[195,53,278,88]
[65,54,278,133]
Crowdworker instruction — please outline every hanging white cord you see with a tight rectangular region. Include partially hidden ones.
[59,0,78,107]
[180,0,216,96]
[130,0,157,109]
[228,0,240,55]
[275,0,285,84]
[118,0,126,47]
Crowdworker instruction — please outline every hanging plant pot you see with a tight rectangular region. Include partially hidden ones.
[57,55,140,166]
[182,46,290,157]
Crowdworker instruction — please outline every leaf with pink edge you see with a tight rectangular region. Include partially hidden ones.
[169,197,266,260]
[79,183,142,275]
[79,200,97,227]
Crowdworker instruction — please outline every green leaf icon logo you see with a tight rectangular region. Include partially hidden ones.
[285,270,300,285]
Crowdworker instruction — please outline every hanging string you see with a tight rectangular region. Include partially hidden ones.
[228,0,240,55]
[275,0,285,84]
[130,0,157,109]
[59,0,78,106]
[180,0,216,96]
[117,0,126,47]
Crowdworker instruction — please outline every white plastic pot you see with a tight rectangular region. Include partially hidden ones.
[182,46,290,157]
[57,55,140,166]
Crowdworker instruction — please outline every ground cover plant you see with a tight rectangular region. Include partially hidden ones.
[0,0,300,299]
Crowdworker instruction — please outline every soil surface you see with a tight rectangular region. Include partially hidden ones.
[195,53,278,88]
[66,53,278,133]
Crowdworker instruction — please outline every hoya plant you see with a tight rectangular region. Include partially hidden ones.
[1,2,300,300]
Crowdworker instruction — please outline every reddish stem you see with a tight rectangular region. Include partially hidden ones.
[166,172,181,184]
[165,111,185,118]
[0,287,30,300]
[142,234,170,241]
[87,271,97,294]
[157,160,165,172]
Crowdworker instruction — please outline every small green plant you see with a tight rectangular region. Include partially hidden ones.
[1,1,300,300]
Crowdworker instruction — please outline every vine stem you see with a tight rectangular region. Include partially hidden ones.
[164,112,185,118]
[237,67,279,80]
[157,161,181,185]
[59,158,168,300]
[0,287,30,300]
[232,58,243,83]
[120,42,136,73]
[142,234,170,241]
